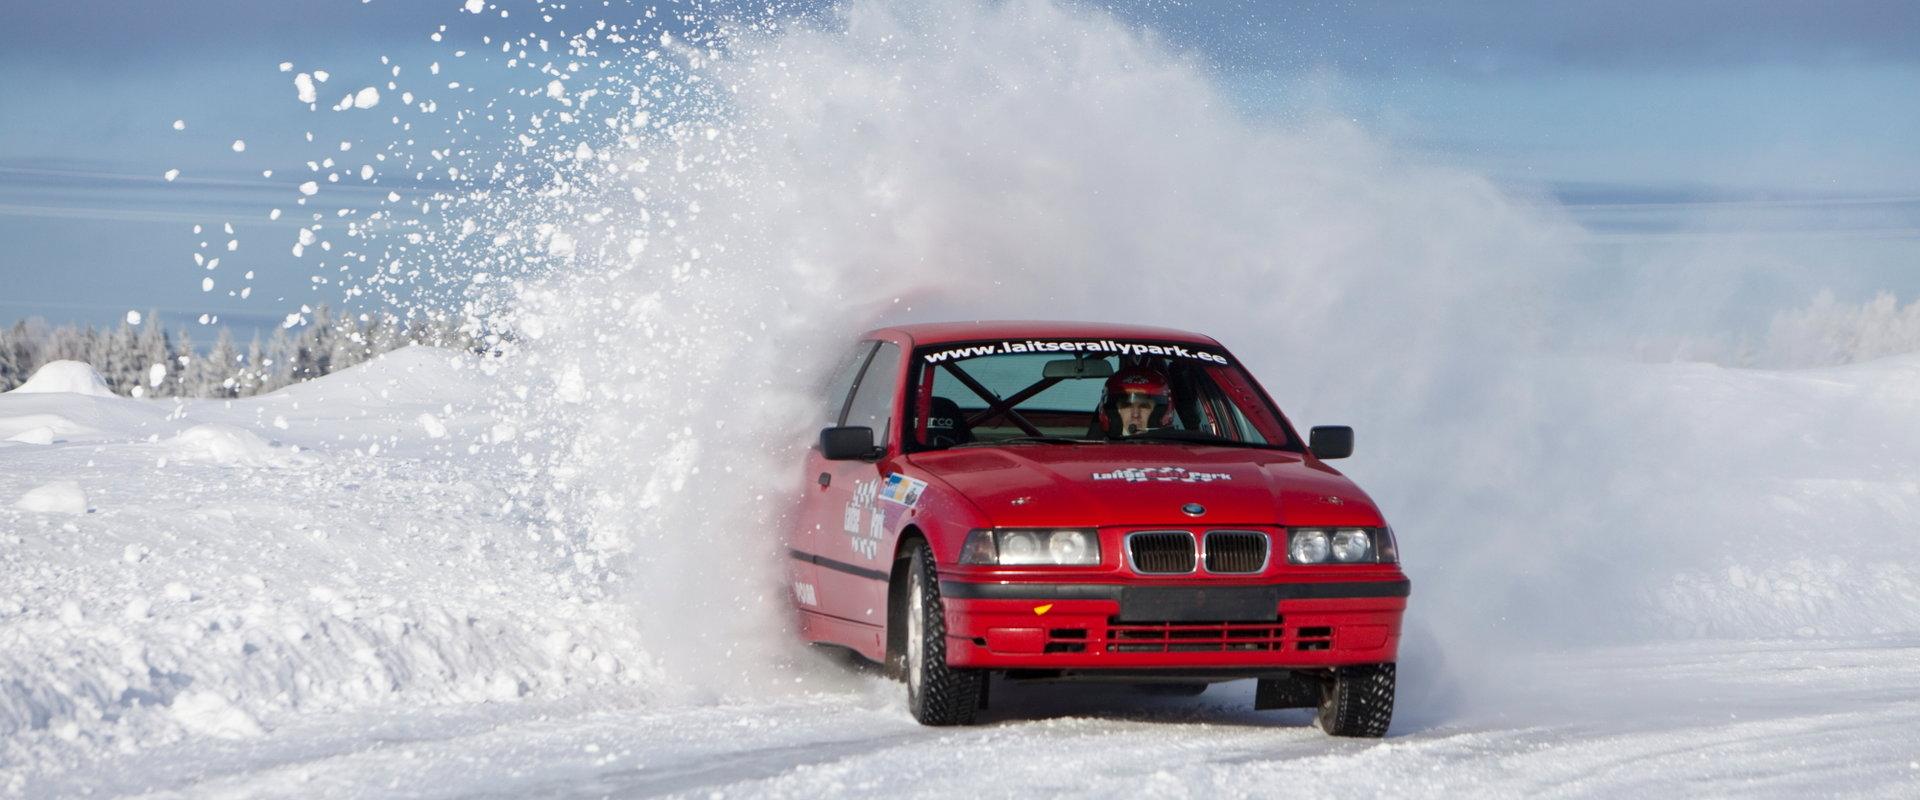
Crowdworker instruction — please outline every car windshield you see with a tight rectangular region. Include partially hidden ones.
[905,339,1297,452]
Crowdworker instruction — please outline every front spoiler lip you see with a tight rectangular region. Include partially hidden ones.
[938,578,1410,602]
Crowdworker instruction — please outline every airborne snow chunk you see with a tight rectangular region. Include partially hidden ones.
[418,413,448,439]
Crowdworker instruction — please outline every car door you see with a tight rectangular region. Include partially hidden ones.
[792,340,876,621]
[811,340,904,628]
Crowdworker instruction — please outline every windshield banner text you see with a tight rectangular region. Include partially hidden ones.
[924,340,1230,365]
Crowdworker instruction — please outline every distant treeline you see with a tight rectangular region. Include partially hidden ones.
[0,307,498,398]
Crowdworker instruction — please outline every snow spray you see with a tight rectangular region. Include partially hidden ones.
[276,0,1920,716]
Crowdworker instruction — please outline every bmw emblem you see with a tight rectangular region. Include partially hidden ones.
[1182,502,1206,517]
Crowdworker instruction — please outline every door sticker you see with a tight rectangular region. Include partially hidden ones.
[879,473,929,508]
[845,478,882,560]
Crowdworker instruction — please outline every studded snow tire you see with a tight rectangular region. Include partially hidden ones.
[1316,662,1395,738]
[902,541,984,726]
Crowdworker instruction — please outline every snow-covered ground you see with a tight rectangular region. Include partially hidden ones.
[20,638,1920,799]
[4,347,1919,797]
[0,349,663,792]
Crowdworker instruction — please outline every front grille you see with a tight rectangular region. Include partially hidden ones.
[1106,620,1287,653]
[1045,628,1087,654]
[1296,626,1333,651]
[1127,531,1196,574]
[1203,530,1269,574]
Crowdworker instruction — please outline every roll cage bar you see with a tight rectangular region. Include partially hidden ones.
[937,361,1058,438]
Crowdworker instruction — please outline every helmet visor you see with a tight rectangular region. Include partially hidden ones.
[1115,390,1167,411]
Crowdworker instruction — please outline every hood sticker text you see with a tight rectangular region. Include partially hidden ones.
[1091,466,1233,484]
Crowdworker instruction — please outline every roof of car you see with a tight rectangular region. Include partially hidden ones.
[868,320,1222,347]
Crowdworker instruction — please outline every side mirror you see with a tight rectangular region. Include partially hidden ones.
[1309,426,1354,460]
[820,426,880,460]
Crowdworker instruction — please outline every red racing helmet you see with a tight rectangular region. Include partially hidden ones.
[1098,366,1174,435]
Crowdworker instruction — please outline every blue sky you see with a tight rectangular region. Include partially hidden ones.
[2,0,1916,335]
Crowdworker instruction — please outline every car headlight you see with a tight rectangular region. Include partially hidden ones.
[959,528,1100,566]
[1330,529,1371,562]
[1288,527,1395,564]
[1288,529,1330,564]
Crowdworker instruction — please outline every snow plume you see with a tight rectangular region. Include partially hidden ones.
[414,0,1582,702]
[371,0,1604,709]
[284,0,1918,717]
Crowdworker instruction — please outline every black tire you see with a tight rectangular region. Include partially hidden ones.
[1316,663,1395,738]
[901,541,984,725]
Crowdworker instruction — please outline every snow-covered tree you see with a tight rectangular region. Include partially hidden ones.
[1,308,494,397]
[263,327,297,393]
[193,328,241,398]
[1764,291,1920,367]
[136,311,170,395]
[288,305,336,381]
[164,328,197,398]
[99,321,143,395]
[0,323,30,391]
[238,333,268,396]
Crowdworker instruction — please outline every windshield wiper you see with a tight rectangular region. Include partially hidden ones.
[951,436,1090,448]
[1113,429,1285,449]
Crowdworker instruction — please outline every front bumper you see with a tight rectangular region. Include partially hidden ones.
[940,579,1408,670]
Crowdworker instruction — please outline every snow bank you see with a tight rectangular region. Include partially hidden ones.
[163,424,284,465]
[0,413,98,443]
[13,481,88,515]
[0,348,656,775]
[167,691,265,740]
[4,426,55,445]
[8,360,115,397]
[265,346,483,420]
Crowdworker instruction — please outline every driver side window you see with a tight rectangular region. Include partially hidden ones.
[821,341,877,425]
[843,343,903,448]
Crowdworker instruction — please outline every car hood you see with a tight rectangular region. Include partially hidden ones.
[905,443,1381,528]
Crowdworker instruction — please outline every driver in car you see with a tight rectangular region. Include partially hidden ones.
[1097,366,1175,438]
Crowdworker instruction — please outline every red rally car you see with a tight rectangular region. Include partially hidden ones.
[788,321,1408,736]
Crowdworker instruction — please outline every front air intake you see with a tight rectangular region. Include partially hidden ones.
[1126,531,1196,574]
[1203,530,1269,574]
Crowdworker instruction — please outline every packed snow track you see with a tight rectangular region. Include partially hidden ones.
[15,639,1920,797]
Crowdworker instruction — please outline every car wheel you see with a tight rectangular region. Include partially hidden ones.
[1316,662,1395,738]
[902,540,983,726]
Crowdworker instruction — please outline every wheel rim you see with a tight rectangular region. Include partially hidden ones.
[1317,672,1339,726]
[905,566,925,697]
